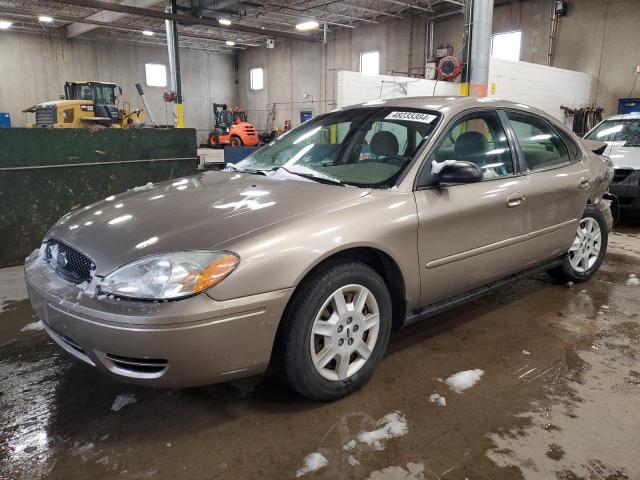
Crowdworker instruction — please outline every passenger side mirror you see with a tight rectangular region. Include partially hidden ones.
[437,161,482,184]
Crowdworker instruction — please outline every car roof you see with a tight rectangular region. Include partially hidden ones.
[601,113,640,121]
[342,96,556,123]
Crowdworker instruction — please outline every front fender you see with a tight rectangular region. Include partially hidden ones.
[207,191,421,307]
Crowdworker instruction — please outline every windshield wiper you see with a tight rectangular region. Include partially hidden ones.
[225,164,267,175]
[274,167,345,187]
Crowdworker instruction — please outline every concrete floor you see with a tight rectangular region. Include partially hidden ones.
[1,225,639,480]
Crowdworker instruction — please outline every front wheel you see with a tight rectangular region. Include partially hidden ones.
[278,262,392,401]
[550,206,608,283]
[230,136,243,147]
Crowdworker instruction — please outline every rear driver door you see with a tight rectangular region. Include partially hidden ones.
[502,110,590,263]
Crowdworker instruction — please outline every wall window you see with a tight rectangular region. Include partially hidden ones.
[145,63,167,88]
[491,31,521,62]
[360,51,380,76]
[250,67,264,91]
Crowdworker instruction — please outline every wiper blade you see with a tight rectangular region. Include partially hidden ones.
[276,167,345,187]
[225,164,267,175]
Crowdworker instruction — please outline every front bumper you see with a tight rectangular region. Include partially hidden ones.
[610,168,640,210]
[25,253,292,388]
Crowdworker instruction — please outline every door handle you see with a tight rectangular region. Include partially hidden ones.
[506,191,526,208]
[579,177,591,189]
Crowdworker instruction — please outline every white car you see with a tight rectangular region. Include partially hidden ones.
[585,114,640,212]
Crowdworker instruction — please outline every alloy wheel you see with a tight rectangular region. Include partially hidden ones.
[309,284,380,381]
[568,217,602,273]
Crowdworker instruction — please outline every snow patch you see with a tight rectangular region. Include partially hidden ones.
[366,462,425,480]
[429,393,447,407]
[352,412,408,451]
[627,274,639,286]
[431,159,457,175]
[347,455,360,466]
[131,182,154,191]
[70,441,95,461]
[296,452,328,477]
[444,369,485,393]
[342,439,357,451]
[111,393,137,412]
[522,350,531,355]
[20,321,44,332]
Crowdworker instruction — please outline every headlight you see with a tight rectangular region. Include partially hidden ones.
[99,251,239,300]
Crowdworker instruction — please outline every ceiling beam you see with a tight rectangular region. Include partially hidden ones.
[376,0,433,12]
[1,5,260,46]
[52,0,319,41]
[66,0,161,38]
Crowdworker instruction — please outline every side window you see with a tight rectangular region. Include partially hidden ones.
[557,129,582,160]
[506,111,571,171]
[433,110,514,179]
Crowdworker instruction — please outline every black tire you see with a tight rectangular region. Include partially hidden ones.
[278,262,392,401]
[230,136,243,147]
[549,205,608,283]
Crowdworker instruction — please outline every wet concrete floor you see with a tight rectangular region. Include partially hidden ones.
[1,225,639,480]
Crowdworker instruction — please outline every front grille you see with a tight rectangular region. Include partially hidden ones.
[612,168,633,184]
[105,354,168,375]
[35,105,57,125]
[46,240,95,284]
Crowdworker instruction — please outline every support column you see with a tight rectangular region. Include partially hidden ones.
[165,0,184,128]
[468,0,494,97]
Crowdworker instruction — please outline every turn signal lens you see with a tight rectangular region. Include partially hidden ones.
[195,254,239,292]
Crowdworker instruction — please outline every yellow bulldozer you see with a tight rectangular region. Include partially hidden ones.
[23,81,146,129]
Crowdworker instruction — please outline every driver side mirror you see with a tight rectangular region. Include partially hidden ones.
[436,161,483,184]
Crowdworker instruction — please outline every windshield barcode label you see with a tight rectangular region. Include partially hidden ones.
[385,111,437,124]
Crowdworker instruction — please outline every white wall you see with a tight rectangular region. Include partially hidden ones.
[336,71,458,108]
[335,59,595,123]
[487,58,595,122]
[0,32,236,143]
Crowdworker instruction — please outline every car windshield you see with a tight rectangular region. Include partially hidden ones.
[586,119,640,147]
[234,107,440,188]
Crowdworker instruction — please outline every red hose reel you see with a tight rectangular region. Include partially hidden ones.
[438,56,462,81]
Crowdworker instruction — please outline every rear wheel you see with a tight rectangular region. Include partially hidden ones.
[230,136,243,147]
[278,262,392,401]
[550,206,608,283]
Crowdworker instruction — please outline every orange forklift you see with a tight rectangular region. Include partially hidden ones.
[208,103,259,147]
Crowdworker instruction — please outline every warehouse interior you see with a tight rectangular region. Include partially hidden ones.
[1,0,640,479]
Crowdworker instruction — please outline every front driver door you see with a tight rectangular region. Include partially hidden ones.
[414,109,532,306]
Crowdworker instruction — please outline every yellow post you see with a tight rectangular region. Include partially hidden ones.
[176,102,184,128]
[459,82,469,97]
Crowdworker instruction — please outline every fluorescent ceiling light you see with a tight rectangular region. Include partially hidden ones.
[38,16,53,23]
[0,21,12,29]
[225,40,236,46]
[295,20,319,31]
[142,30,154,36]
[218,18,231,26]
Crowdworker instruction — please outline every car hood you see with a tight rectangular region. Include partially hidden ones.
[47,170,369,275]
[604,144,640,170]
